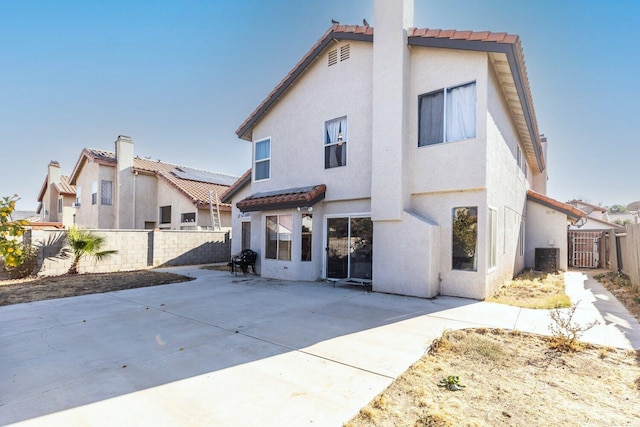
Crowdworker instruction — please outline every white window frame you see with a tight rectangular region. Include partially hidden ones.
[324,116,348,169]
[265,214,292,261]
[418,81,477,146]
[100,180,113,205]
[253,137,271,182]
[91,181,98,205]
[488,207,497,270]
[519,220,525,257]
[75,186,82,207]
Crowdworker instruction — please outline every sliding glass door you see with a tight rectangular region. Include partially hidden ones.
[326,216,372,280]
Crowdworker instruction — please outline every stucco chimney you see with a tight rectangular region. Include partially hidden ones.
[115,135,134,171]
[47,160,61,185]
[371,0,414,221]
[114,135,135,229]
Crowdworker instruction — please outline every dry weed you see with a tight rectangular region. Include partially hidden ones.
[486,271,571,309]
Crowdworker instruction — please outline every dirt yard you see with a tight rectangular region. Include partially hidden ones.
[346,328,640,426]
[0,270,194,306]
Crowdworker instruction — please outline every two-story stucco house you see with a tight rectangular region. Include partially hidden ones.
[224,0,583,299]
[36,161,77,227]
[67,135,237,230]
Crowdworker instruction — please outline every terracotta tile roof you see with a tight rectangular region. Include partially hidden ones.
[24,221,65,230]
[69,148,236,210]
[53,175,76,196]
[527,190,586,220]
[220,169,251,204]
[236,23,544,172]
[133,157,236,210]
[37,175,76,202]
[237,184,326,213]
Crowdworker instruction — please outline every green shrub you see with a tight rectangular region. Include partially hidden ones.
[5,244,38,279]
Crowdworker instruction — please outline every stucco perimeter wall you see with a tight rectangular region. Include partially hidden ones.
[525,200,569,271]
[373,211,440,298]
[30,229,230,276]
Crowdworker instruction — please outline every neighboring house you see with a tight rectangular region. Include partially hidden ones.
[10,210,40,223]
[67,135,237,230]
[566,200,608,221]
[226,0,582,299]
[36,161,77,227]
[566,199,625,231]
[607,212,639,226]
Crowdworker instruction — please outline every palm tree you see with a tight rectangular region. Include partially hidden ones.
[66,226,117,274]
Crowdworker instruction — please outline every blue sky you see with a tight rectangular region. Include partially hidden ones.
[2,0,639,212]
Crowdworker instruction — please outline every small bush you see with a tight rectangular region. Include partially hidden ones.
[548,302,599,352]
[5,244,38,279]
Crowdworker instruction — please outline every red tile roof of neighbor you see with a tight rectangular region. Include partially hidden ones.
[527,190,586,220]
[70,148,237,210]
[236,24,544,172]
[220,169,251,204]
[37,175,76,202]
[236,184,326,213]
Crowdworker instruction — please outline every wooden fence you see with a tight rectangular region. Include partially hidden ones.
[617,223,640,290]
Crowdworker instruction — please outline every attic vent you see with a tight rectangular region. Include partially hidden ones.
[340,44,350,61]
[328,49,338,66]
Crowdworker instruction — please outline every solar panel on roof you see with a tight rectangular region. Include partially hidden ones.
[172,167,238,186]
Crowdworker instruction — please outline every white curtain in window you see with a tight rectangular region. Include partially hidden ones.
[446,83,476,142]
[326,118,347,168]
[326,119,340,145]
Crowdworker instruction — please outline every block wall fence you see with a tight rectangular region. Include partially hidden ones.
[26,229,230,276]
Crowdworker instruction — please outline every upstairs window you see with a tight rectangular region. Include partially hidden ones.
[57,198,63,213]
[181,212,196,223]
[91,181,98,205]
[254,138,271,181]
[101,180,113,205]
[419,81,476,146]
[160,205,171,224]
[325,117,347,168]
[75,186,81,207]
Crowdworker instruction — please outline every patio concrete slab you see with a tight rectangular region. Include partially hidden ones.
[1,267,638,426]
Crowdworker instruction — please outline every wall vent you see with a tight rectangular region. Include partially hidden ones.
[328,49,338,66]
[340,44,350,61]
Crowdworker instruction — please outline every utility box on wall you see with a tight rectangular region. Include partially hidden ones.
[535,248,559,272]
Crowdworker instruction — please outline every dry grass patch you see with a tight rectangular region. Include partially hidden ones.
[0,270,194,306]
[486,271,571,309]
[345,329,640,427]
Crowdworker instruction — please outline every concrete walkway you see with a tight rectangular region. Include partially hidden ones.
[1,268,638,426]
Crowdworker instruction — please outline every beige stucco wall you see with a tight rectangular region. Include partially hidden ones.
[133,173,159,228]
[73,162,116,229]
[239,35,549,299]
[484,61,529,295]
[409,48,488,195]
[250,40,373,202]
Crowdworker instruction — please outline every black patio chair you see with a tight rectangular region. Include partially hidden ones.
[229,249,257,276]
